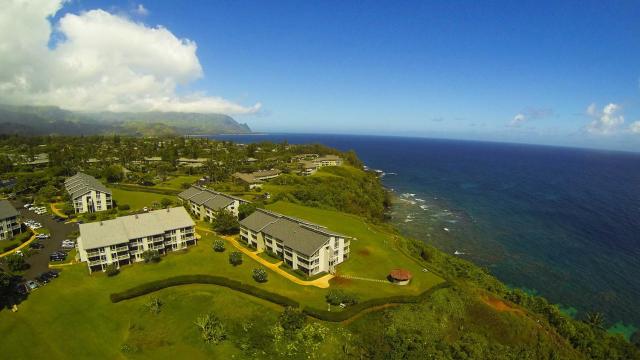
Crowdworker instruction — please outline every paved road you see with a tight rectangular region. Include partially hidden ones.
[11,200,78,280]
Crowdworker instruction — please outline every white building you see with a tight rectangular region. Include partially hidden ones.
[240,209,350,276]
[77,207,196,273]
[178,186,247,221]
[0,200,21,241]
[64,172,113,214]
[299,155,343,175]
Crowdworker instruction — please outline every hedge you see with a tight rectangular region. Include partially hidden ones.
[301,281,452,322]
[110,274,299,308]
[110,184,181,196]
[3,243,20,252]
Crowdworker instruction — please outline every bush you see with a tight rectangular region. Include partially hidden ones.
[141,250,161,263]
[118,204,130,211]
[195,312,227,344]
[212,210,240,235]
[3,243,19,252]
[109,274,299,308]
[278,306,305,332]
[325,289,358,306]
[252,268,268,283]
[105,263,120,277]
[229,251,242,266]
[212,240,225,252]
[5,253,27,271]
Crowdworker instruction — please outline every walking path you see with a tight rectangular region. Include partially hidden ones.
[196,226,333,288]
[49,203,68,219]
[337,274,389,284]
[0,233,37,258]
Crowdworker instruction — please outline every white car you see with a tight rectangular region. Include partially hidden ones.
[23,203,33,209]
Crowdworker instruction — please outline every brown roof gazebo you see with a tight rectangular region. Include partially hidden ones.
[389,268,412,285]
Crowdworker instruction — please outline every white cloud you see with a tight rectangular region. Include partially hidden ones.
[510,113,527,127]
[630,121,640,134]
[133,4,149,16]
[0,0,259,114]
[586,103,624,135]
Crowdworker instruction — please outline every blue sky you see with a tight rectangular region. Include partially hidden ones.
[13,1,640,151]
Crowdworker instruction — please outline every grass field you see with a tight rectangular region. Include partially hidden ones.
[154,175,201,190]
[0,200,444,358]
[110,188,178,211]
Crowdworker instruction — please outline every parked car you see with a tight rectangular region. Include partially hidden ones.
[29,242,44,249]
[23,203,33,209]
[37,273,51,284]
[25,280,38,291]
[47,270,60,278]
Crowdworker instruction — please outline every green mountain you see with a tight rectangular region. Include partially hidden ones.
[0,104,251,136]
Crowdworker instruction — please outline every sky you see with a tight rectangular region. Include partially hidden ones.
[1,1,640,151]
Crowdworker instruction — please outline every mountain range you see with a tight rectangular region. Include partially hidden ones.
[0,104,251,136]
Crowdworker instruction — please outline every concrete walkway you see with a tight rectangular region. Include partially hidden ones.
[196,226,333,288]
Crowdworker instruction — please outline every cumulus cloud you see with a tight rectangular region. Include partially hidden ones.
[585,103,624,135]
[630,121,640,134]
[0,0,260,114]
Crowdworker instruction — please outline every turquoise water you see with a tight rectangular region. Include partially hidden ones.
[209,134,640,331]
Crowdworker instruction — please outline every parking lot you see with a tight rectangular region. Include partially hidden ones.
[10,200,79,280]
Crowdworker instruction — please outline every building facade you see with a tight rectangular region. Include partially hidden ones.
[232,169,282,189]
[77,207,196,273]
[299,155,343,175]
[0,200,21,241]
[64,172,113,214]
[178,186,247,221]
[240,209,350,275]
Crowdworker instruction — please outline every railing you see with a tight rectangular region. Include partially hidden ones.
[152,245,165,250]
[89,259,105,266]
[115,245,129,252]
[87,251,101,258]
[117,254,130,260]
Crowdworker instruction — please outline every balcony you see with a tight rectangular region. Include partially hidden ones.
[114,245,129,252]
[152,244,165,250]
[117,254,130,260]
[88,259,105,266]
[87,250,101,258]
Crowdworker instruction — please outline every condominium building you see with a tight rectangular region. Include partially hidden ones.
[232,169,282,189]
[0,200,21,241]
[77,207,196,273]
[64,172,113,213]
[239,209,350,275]
[299,155,343,175]
[178,186,247,221]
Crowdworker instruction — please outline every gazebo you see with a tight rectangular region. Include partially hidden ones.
[388,269,412,285]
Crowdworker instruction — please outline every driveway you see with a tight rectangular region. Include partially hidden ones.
[10,200,78,280]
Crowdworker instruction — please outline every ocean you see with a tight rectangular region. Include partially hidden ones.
[208,133,640,333]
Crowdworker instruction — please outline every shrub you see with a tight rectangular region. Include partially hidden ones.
[118,204,130,211]
[160,198,173,208]
[325,289,358,306]
[145,297,163,314]
[194,313,227,344]
[278,306,305,332]
[229,251,242,266]
[142,250,161,263]
[3,243,19,252]
[212,240,225,252]
[105,263,120,277]
[252,268,268,283]
[5,253,27,271]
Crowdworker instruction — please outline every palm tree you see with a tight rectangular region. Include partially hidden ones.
[585,312,605,329]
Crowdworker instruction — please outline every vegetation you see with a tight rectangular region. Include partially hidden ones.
[325,289,358,306]
[212,239,226,252]
[4,254,28,272]
[228,251,243,266]
[238,202,257,220]
[105,263,120,277]
[252,268,268,283]
[212,209,240,235]
[141,250,161,263]
[195,312,227,344]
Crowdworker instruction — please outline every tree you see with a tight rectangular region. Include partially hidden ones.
[194,313,227,344]
[238,203,257,220]
[252,268,268,283]
[212,239,225,252]
[5,254,27,272]
[141,250,161,263]
[105,263,119,277]
[118,204,130,211]
[229,251,242,266]
[160,198,173,208]
[278,306,305,332]
[103,164,123,183]
[585,312,605,329]
[212,210,239,235]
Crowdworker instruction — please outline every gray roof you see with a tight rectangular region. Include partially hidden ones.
[240,208,346,256]
[65,172,111,199]
[78,207,194,250]
[178,186,246,209]
[0,200,18,219]
[239,209,280,232]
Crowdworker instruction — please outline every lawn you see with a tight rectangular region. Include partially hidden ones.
[266,201,445,298]
[154,175,201,190]
[0,200,444,358]
[110,188,178,211]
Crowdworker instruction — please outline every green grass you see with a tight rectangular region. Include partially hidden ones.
[110,188,177,211]
[266,201,445,298]
[257,251,281,264]
[154,175,201,190]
